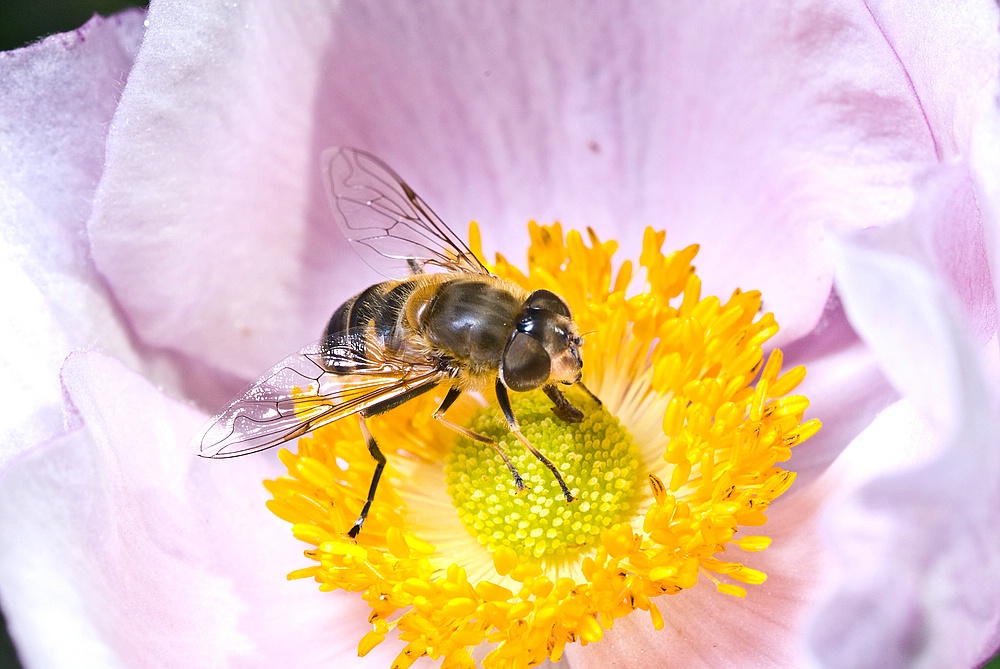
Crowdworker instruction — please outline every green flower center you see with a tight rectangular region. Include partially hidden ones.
[445,389,640,560]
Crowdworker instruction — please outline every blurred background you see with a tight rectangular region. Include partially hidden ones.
[0,0,145,50]
[1,2,146,668]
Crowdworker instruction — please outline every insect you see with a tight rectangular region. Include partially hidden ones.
[197,147,600,538]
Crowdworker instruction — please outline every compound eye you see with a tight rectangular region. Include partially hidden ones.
[500,332,551,392]
[524,290,571,318]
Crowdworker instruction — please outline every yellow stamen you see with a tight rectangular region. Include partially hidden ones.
[265,222,820,668]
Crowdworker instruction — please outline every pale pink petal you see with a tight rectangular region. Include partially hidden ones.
[0,352,400,668]
[88,0,364,381]
[864,0,1000,339]
[809,188,1000,665]
[864,0,1000,161]
[912,168,996,341]
[832,169,997,431]
[9,3,999,668]
[88,2,973,380]
[970,92,1000,669]
[808,398,1000,668]
[837,0,1000,340]
[781,294,899,487]
[0,11,145,458]
[312,2,949,346]
[970,72,1000,352]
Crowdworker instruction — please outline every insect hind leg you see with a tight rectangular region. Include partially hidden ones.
[346,380,439,539]
[349,415,386,539]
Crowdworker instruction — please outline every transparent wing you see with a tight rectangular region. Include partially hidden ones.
[323,146,490,277]
[195,332,446,458]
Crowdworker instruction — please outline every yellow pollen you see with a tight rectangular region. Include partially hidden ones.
[264,222,821,668]
[447,388,640,561]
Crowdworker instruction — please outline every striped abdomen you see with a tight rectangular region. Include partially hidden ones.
[322,278,422,373]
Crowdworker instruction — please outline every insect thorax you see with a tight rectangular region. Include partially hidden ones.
[414,276,525,368]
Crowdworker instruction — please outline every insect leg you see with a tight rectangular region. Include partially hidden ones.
[576,381,603,406]
[495,380,575,503]
[542,384,584,423]
[349,415,386,539]
[345,380,440,538]
[433,387,525,492]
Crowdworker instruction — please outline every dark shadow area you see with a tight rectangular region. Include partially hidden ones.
[0,0,147,51]
[0,608,20,669]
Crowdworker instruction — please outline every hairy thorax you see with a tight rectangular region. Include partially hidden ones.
[409,275,528,380]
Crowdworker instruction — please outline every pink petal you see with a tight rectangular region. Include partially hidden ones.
[864,0,1000,161]
[970,69,1000,346]
[0,11,145,457]
[913,167,996,341]
[0,352,400,667]
[969,82,1000,669]
[811,185,1000,665]
[87,2,978,379]
[781,293,899,488]
[311,3,950,345]
[831,0,1000,341]
[88,0,366,380]
[808,399,1000,667]
[832,170,996,432]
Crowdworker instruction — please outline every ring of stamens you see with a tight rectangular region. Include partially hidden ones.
[264,222,821,669]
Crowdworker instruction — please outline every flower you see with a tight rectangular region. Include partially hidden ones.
[265,222,820,667]
[1,3,999,669]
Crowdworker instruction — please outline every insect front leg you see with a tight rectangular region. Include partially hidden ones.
[576,381,602,406]
[495,380,575,503]
[543,382,603,423]
[542,384,584,423]
[349,415,386,539]
[433,387,526,493]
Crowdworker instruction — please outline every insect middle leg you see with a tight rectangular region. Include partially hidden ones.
[433,387,526,493]
[495,380,575,503]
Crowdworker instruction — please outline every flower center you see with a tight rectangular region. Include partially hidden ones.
[446,389,640,560]
[262,222,822,669]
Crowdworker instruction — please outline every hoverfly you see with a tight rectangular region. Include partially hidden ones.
[197,147,600,538]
